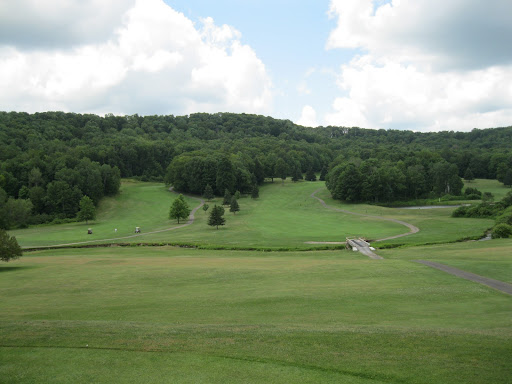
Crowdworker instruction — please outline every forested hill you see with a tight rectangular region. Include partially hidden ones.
[1,111,511,228]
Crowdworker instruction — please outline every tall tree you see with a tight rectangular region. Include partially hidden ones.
[223,189,232,205]
[504,169,512,187]
[230,196,240,214]
[203,184,214,201]
[464,168,474,182]
[208,205,225,229]
[216,156,235,195]
[305,168,316,181]
[275,158,288,184]
[0,229,22,262]
[169,194,191,224]
[251,184,259,199]
[77,195,96,224]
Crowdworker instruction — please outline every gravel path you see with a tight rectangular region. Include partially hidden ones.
[24,189,205,249]
[310,188,419,242]
[414,260,512,295]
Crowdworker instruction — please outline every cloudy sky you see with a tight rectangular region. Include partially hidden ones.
[1,0,511,131]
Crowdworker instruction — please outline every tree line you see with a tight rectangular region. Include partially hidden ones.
[1,111,511,228]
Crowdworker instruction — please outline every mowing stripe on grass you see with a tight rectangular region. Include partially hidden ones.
[414,260,512,295]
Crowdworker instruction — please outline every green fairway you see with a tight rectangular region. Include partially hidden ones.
[1,246,511,383]
[11,180,410,249]
[463,178,511,201]
[10,179,499,249]
[314,189,494,246]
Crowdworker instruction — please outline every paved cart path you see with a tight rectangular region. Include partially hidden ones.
[24,188,204,249]
[415,260,512,295]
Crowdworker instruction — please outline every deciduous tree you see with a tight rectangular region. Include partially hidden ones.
[0,229,22,262]
[169,194,191,224]
[77,196,96,224]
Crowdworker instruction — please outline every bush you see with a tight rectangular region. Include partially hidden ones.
[452,206,469,217]
[465,193,482,200]
[491,223,512,239]
[464,187,482,197]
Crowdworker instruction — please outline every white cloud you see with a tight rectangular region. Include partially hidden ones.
[0,0,273,116]
[297,105,319,127]
[325,0,512,131]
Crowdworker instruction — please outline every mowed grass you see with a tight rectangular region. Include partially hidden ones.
[463,178,511,201]
[314,189,494,246]
[380,238,512,283]
[1,246,511,383]
[12,180,408,249]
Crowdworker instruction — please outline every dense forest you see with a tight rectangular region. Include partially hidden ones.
[1,111,511,229]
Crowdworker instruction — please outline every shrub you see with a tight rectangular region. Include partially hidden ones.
[491,223,512,239]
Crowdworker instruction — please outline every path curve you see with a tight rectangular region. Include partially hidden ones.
[415,260,512,295]
[308,188,419,243]
[23,188,204,249]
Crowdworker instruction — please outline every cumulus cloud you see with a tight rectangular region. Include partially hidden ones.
[325,0,512,131]
[297,105,319,127]
[0,0,273,116]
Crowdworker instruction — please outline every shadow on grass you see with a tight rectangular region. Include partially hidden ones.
[0,266,36,273]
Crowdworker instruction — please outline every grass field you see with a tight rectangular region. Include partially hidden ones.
[3,180,511,383]
[10,179,496,249]
[463,178,511,200]
[1,245,511,383]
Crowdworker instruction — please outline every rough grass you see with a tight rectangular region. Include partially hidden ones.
[1,246,511,383]
[463,178,511,201]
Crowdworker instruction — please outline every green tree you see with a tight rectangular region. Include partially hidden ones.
[216,156,235,195]
[251,184,259,199]
[275,158,288,184]
[202,203,209,213]
[77,196,96,224]
[223,189,232,205]
[305,168,316,181]
[464,168,474,182]
[208,205,225,229]
[230,196,240,214]
[319,167,328,181]
[0,229,22,262]
[3,198,33,229]
[203,184,214,201]
[234,190,241,200]
[169,194,191,224]
[504,169,512,187]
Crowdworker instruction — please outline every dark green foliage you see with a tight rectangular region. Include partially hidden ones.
[319,167,328,181]
[1,111,511,220]
[202,203,209,212]
[223,189,232,205]
[464,187,482,197]
[491,223,512,238]
[2,198,33,229]
[169,194,190,224]
[464,168,474,181]
[208,205,225,229]
[203,184,214,201]
[275,158,288,183]
[77,196,96,224]
[234,191,241,200]
[482,192,494,202]
[504,169,512,187]
[251,184,259,199]
[230,196,240,214]
[216,156,236,195]
[305,168,316,181]
[0,229,22,262]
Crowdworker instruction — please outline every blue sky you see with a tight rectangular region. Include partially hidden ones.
[166,0,352,123]
[0,0,511,131]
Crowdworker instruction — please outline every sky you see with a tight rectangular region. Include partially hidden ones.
[0,0,511,132]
